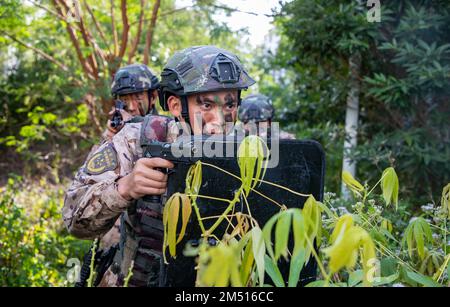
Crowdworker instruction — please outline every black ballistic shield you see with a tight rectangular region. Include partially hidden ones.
[161,136,325,287]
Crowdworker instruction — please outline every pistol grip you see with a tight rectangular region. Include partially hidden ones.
[142,167,166,203]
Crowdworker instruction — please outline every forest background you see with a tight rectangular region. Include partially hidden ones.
[0,0,448,286]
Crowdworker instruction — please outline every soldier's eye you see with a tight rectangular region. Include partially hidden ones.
[225,102,236,110]
[202,103,212,110]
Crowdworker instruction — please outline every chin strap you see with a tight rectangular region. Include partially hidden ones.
[175,96,194,135]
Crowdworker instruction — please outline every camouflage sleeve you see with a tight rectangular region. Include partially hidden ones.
[63,123,143,239]
[85,128,113,161]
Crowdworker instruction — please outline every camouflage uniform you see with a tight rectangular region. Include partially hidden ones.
[64,46,255,286]
[238,94,296,139]
[81,64,160,250]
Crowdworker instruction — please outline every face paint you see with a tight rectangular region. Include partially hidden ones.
[225,93,235,104]
[119,93,148,116]
[196,95,203,105]
[136,92,149,115]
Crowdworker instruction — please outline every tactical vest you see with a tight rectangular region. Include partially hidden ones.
[116,115,174,287]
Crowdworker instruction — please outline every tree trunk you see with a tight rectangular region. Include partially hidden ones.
[341,52,362,199]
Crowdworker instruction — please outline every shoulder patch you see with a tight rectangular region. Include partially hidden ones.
[85,144,118,175]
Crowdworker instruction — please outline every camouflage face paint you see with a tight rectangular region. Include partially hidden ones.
[224,93,236,105]
[135,92,149,115]
[196,95,203,105]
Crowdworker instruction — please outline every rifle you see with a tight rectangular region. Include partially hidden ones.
[110,100,125,129]
[140,135,241,205]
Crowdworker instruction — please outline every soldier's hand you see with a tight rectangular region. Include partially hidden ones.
[106,109,134,138]
[117,158,174,201]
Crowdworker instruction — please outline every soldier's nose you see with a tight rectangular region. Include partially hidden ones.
[128,101,138,112]
[207,123,225,135]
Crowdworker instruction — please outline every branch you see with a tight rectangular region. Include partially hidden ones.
[31,0,106,74]
[58,0,99,79]
[53,0,95,80]
[127,0,147,63]
[1,30,83,86]
[205,2,278,18]
[118,0,129,59]
[143,0,161,65]
[110,0,118,56]
[83,0,112,55]
[28,0,68,21]
[1,31,68,71]
[129,6,192,27]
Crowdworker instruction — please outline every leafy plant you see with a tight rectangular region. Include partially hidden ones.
[160,136,450,287]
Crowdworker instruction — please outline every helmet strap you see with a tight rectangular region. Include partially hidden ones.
[181,96,190,123]
[174,95,193,135]
[147,89,159,115]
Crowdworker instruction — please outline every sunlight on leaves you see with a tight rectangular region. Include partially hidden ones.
[237,135,269,196]
[163,193,192,263]
[323,214,377,286]
[381,167,399,210]
[342,171,364,196]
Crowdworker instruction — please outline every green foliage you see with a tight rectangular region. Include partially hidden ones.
[258,0,450,204]
[0,0,248,178]
[402,217,433,260]
[0,176,90,286]
[171,140,450,287]
[381,167,399,209]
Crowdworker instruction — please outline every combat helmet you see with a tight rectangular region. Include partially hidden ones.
[238,94,275,123]
[111,64,160,113]
[159,46,256,122]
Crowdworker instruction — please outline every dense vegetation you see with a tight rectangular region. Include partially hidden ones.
[0,0,448,286]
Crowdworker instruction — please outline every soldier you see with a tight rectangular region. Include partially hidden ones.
[63,46,255,287]
[95,64,160,250]
[104,64,160,143]
[237,93,296,139]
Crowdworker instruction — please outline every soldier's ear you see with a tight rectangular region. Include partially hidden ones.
[167,95,182,117]
[149,90,158,105]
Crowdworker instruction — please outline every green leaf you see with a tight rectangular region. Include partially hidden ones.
[176,194,192,244]
[372,272,399,287]
[288,249,306,287]
[167,194,180,257]
[405,270,441,287]
[264,255,285,287]
[292,209,307,257]
[342,171,364,195]
[185,162,202,201]
[262,212,281,260]
[381,167,399,209]
[441,183,450,219]
[446,260,450,282]
[413,221,425,260]
[348,270,363,287]
[237,135,268,196]
[275,211,291,260]
[251,227,266,287]
[240,239,254,286]
[305,280,327,287]
[403,217,432,260]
